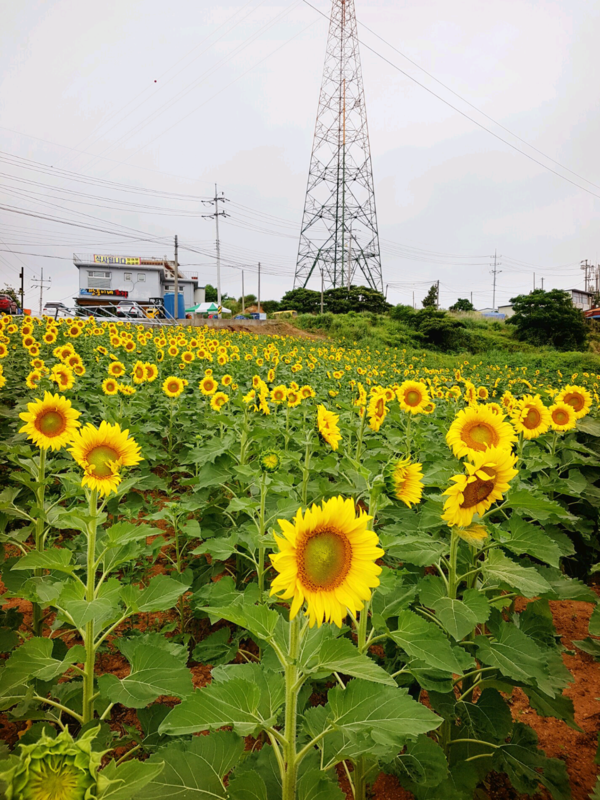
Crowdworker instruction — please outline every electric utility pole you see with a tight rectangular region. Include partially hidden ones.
[581,259,591,292]
[321,269,324,313]
[257,263,261,315]
[31,268,51,317]
[173,235,179,320]
[241,270,245,314]
[19,267,24,311]
[491,250,502,311]
[436,280,440,310]
[202,184,228,318]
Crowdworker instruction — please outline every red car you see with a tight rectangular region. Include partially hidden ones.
[0,294,17,315]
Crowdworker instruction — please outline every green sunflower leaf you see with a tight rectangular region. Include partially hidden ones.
[134,731,244,799]
[475,623,550,689]
[390,610,475,674]
[481,549,552,597]
[326,679,441,747]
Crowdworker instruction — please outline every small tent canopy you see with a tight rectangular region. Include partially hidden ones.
[186,302,231,314]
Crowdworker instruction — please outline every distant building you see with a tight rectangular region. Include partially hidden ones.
[73,254,205,310]
[569,289,595,311]
[498,304,515,318]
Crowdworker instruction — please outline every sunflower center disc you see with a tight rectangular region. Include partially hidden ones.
[37,411,65,437]
[554,410,568,424]
[87,446,119,478]
[523,408,541,429]
[563,393,583,411]
[302,530,350,589]
[405,390,421,406]
[462,478,494,508]
[29,761,81,800]
[466,423,496,449]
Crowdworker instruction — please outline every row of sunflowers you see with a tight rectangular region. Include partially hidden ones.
[0,313,599,800]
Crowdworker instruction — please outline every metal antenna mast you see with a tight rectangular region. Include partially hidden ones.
[294,0,383,293]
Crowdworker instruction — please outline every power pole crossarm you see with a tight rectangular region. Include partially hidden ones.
[202,184,229,318]
[31,268,51,317]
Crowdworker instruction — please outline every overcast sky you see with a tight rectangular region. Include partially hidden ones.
[1,0,599,312]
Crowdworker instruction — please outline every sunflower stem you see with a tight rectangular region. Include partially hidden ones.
[281,615,301,800]
[355,406,367,462]
[32,447,46,637]
[301,433,313,506]
[447,529,460,600]
[82,488,98,725]
[257,471,268,601]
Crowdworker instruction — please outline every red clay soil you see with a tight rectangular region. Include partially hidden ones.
[357,595,600,800]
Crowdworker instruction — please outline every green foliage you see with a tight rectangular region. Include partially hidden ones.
[279,286,390,315]
[507,289,588,351]
[204,284,218,303]
[421,284,438,308]
[449,297,475,311]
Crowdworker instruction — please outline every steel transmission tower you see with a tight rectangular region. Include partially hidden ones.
[294,0,383,292]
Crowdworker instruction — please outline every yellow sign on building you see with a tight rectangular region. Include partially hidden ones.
[93,255,141,266]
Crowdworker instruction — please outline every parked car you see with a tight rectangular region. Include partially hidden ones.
[0,294,17,315]
[115,301,143,318]
[42,302,71,319]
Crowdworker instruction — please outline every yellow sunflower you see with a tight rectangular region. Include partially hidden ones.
[477,386,489,400]
[317,405,341,451]
[51,364,75,391]
[555,384,592,420]
[102,378,119,396]
[210,391,229,412]
[108,361,126,378]
[511,395,551,439]
[68,421,143,496]
[131,361,146,384]
[269,496,384,628]
[162,376,185,398]
[396,380,430,414]
[25,370,43,390]
[271,385,287,404]
[367,391,388,432]
[442,447,518,528]
[144,363,158,382]
[446,405,516,459]
[199,375,218,395]
[548,401,577,432]
[19,392,81,450]
[383,458,424,508]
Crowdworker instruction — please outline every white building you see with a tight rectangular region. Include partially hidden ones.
[570,288,595,311]
[73,254,205,310]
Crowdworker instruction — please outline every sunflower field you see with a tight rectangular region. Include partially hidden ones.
[0,313,599,800]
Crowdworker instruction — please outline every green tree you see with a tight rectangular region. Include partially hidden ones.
[506,289,588,351]
[413,308,469,351]
[237,293,257,306]
[279,288,321,314]
[204,284,218,303]
[422,284,438,308]
[260,300,280,314]
[324,286,390,314]
[449,297,474,312]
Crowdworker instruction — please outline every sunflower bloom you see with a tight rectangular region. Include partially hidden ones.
[442,447,518,527]
[19,392,81,450]
[199,376,218,395]
[69,421,143,496]
[383,458,424,507]
[108,361,126,378]
[270,496,384,628]
[446,405,516,459]
[367,391,388,432]
[210,391,229,412]
[51,364,75,391]
[396,380,430,414]
[317,405,341,451]
[511,395,551,439]
[102,378,119,396]
[162,376,185,398]
[549,402,577,432]
[555,384,592,420]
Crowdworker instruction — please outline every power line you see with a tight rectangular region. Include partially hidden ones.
[303,0,600,204]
